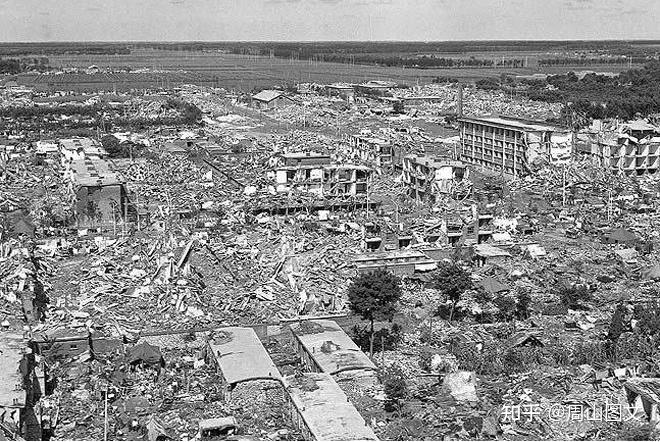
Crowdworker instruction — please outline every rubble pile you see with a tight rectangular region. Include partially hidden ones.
[4,79,660,441]
[393,84,562,120]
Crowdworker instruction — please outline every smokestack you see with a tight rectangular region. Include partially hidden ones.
[457,83,464,118]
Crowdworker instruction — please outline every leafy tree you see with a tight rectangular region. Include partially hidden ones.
[495,295,516,322]
[351,323,403,353]
[475,78,501,91]
[101,135,126,158]
[431,263,472,322]
[347,270,402,357]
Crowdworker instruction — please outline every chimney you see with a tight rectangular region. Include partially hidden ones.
[457,83,464,118]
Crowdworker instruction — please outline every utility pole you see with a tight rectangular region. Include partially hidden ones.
[562,164,567,207]
[103,387,108,441]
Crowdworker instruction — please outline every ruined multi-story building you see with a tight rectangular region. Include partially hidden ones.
[271,152,372,197]
[60,138,128,225]
[402,155,470,201]
[458,116,572,176]
[582,120,660,176]
[347,133,393,170]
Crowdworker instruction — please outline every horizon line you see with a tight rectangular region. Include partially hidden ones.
[2,38,660,45]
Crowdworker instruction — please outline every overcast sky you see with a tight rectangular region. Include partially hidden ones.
[0,0,658,42]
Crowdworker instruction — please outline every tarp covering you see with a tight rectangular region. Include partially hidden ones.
[127,342,164,366]
[642,265,660,281]
[603,228,639,243]
[478,277,510,294]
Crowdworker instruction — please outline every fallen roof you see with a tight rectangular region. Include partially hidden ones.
[354,249,432,263]
[624,378,660,405]
[285,372,378,440]
[207,327,282,385]
[281,151,330,159]
[478,277,510,294]
[0,332,25,408]
[290,320,376,375]
[326,83,354,90]
[604,228,639,242]
[473,243,512,258]
[198,417,237,431]
[621,120,658,133]
[71,157,122,187]
[459,116,566,133]
[252,90,288,102]
[405,155,465,169]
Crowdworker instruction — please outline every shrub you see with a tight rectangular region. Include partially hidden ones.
[418,348,433,372]
[615,332,660,363]
[434,303,468,321]
[516,290,532,320]
[494,296,516,322]
[558,283,592,310]
[615,423,654,441]
[607,303,627,344]
[379,365,408,412]
[635,302,660,337]
[475,78,501,90]
[569,340,610,366]
[450,341,503,375]
[502,347,545,373]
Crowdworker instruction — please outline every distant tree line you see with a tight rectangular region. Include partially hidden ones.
[0,104,102,118]
[539,56,653,67]
[0,57,51,74]
[0,45,129,56]
[475,62,660,127]
[0,100,202,130]
[0,58,21,74]
[235,48,527,69]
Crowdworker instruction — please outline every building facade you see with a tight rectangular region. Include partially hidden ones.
[402,155,469,201]
[347,134,393,170]
[272,152,372,197]
[458,116,572,176]
[582,120,660,176]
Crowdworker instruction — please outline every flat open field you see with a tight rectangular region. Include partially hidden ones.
[15,48,642,92]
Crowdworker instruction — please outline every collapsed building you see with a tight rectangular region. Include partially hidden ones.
[324,83,355,101]
[286,320,379,440]
[0,331,43,440]
[206,327,286,410]
[60,138,128,226]
[583,120,660,176]
[284,372,378,441]
[271,151,373,197]
[251,90,295,109]
[346,133,393,171]
[402,155,470,201]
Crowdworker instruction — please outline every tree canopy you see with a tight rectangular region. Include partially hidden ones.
[431,262,472,303]
[348,269,402,324]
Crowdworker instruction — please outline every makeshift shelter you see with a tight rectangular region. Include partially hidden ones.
[126,342,164,367]
[505,331,544,350]
[478,277,510,295]
[199,417,237,439]
[642,265,660,281]
[1,210,35,239]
